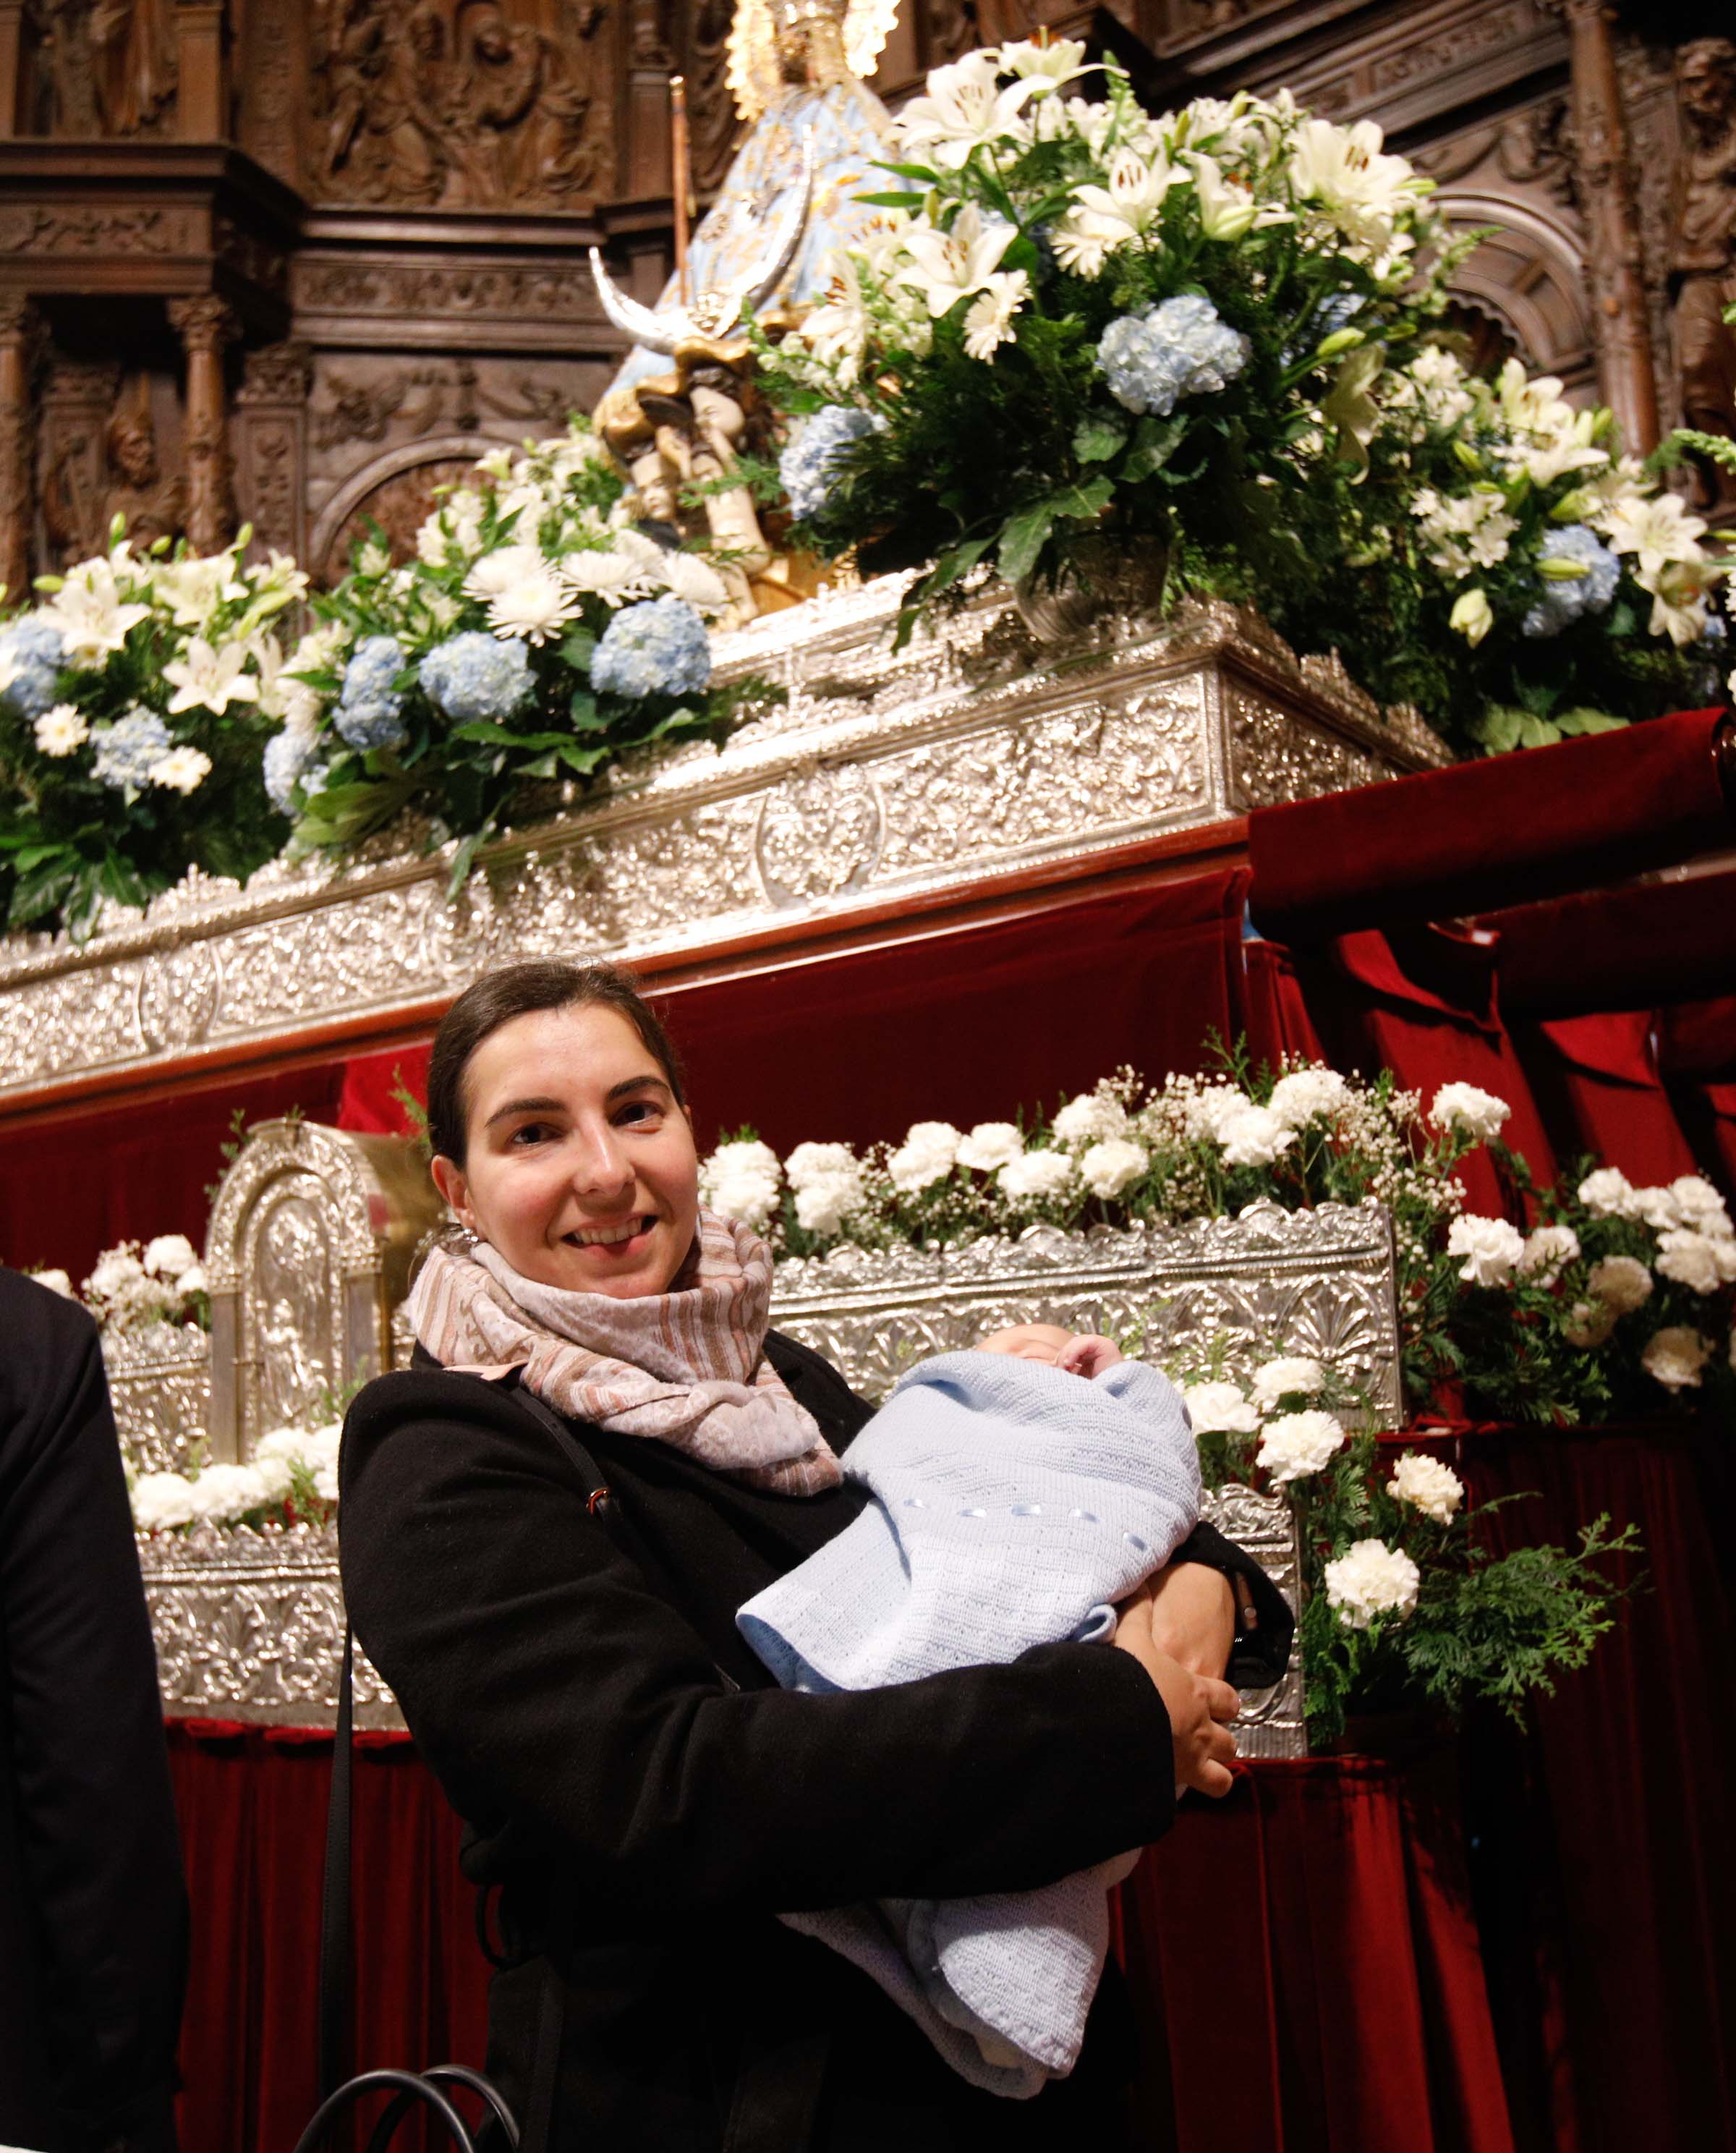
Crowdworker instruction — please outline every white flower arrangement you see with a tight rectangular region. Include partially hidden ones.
[69,1235,210,1335]
[127,1419,341,1535]
[1323,1539,1422,1631]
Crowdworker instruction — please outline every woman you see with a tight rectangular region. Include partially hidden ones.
[339,959,1293,2152]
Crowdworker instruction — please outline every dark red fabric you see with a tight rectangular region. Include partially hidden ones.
[1659,997,1736,1201]
[1237,936,1327,1069]
[1483,870,1736,1019]
[1246,708,1733,944]
[1122,1754,1514,2153]
[1510,1011,1701,1189]
[641,872,1252,1155]
[1285,926,1557,1215]
[0,1065,347,1291]
[1450,1422,1736,2153]
[338,1045,433,1138]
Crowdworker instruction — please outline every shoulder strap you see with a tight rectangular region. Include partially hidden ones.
[501,1381,611,1513]
[318,1628,356,2101]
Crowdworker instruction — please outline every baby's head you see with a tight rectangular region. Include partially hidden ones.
[975,1324,1122,1378]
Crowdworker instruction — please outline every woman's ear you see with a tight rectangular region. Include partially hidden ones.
[431,1153,473,1228]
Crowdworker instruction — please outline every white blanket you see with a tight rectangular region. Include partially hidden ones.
[737,1351,1200,2097]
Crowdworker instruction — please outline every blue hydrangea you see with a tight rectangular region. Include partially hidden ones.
[0,616,67,721]
[419,630,535,724]
[91,708,171,790]
[778,407,886,522]
[1520,525,1621,639]
[263,727,317,814]
[589,595,711,700]
[1096,295,1251,418]
[335,634,408,751]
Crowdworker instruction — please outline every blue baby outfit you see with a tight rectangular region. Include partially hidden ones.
[737,1350,1201,2097]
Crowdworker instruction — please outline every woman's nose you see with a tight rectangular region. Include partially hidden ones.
[570,1123,636,1202]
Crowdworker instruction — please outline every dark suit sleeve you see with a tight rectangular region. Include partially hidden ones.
[340,1372,1176,1919]
[1166,1519,1296,1689]
[0,1273,188,2153]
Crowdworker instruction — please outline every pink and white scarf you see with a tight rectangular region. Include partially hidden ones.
[405,1208,842,1496]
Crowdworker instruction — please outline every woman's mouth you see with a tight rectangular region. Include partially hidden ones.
[563,1215,656,1252]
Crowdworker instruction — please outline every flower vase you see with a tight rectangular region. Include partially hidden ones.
[1011,533,1170,645]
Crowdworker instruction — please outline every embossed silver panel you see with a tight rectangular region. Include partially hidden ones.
[106,1323,212,1478]
[0,587,1448,1104]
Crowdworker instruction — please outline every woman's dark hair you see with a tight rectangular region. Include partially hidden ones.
[426,959,687,1166]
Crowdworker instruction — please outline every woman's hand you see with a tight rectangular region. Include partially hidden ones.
[1112,1587,1239,1799]
[1142,1560,1237,1680]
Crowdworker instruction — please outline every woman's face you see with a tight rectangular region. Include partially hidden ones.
[431,1002,701,1299]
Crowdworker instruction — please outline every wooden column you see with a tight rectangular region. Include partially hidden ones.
[175,0,228,138]
[0,295,38,606]
[1556,0,1660,453]
[0,0,25,137]
[167,297,239,555]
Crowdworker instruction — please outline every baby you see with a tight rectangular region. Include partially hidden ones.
[737,1320,1202,2098]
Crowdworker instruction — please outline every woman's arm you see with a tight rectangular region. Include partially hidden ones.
[340,1372,1176,1921]
[1154,1521,1295,1688]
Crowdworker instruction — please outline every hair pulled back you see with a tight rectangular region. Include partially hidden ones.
[426,959,686,1167]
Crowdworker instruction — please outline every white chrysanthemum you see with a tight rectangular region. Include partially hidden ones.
[131,1471,197,1532]
[1256,1408,1345,1485]
[148,744,213,794]
[998,1149,1078,1204]
[1578,1166,1638,1218]
[1324,1537,1421,1629]
[1641,1324,1711,1393]
[1220,1105,1295,1168]
[1656,1228,1736,1296]
[1563,1298,1617,1349]
[1180,1380,1261,1437]
[463,544,545,600]
[34,702,88,757]
[487,569,575,645]
[1447,1215,1526,1287]
[956,1121,1024,1171]
[1267,1067,1350,1129]
[142,1233,198,1279]
[1078,1137,1149,1200]
[1515,1223,1580,1287]
[886,1121,963,1194]
[698,1138,782,1231]
[1586,1254,1652,1312]
[962,270,1029,361]
[1388,1451,1463,1525]
[1430,1082,1510,1144]
[29,1267,74,1297]
[655,550,731,613]
[1248,1356,1327,1410]
[1668,1175,1734,1240]
[1052,1092,1128,1147]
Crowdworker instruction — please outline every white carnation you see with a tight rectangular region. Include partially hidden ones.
[130,1471,197,1532]
[1267,1067,1350,1129]
[142,1233,199,1279]
[176,1261,208,1296]
[1256,1408,1345,1484]
[1586,1254,1652,1312]
[1630,1185,1683,1233]
[184,1461,274,1525]
[784,1139,861,1191]
[1051,1092,1128,1146]
[1577,1167,1638,1218]
[1515,1223,1580,1287]
[1324,1538,1421,1629]
[1563,1298,1617,1348]
[85,1245,147,1299]
[1219,1105,1296,1168]
[699,1138,782,1231]
[1180,1380,1261,1436]
[1430,1082,1511,1144]
[1641,1324,1711,1393]
[1655,1229,1736,1296]
[1447,1215,1526,1286]
[1248,1355,1327,1409]
[997,1149,1078,1204]
[956,1121,1025,1171]
[785,1144,867,1239]
[1078,1137,1149,1199]
[28,1267,74,1297]
[886,1120,963,1194]
[1667,1175,1733,1240]
[1182,1087,1255,1142]
[1388,1451,1463,1524]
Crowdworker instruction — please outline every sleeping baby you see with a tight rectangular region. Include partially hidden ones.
[736,1321,1203,2099]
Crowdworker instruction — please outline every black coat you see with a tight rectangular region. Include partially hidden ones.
[0,1269,188,2153]
[339,1331,1293,2152]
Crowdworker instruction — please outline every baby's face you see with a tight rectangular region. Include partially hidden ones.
[977,1323,1077,1365]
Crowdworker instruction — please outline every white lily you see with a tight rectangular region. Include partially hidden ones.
[1189,152,1286,240]
[154,553,248,628]
[163,635,260,714]
[36,568,150,663]
[1637,556,1722,647]
[1288,116,1426,250]
[896,52,1037,170]
[894,205,1018,319]
[1603,491,1709,579]
[996,37,1090,91]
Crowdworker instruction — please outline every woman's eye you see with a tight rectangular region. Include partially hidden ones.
[509,1122,556,1147]
[616,1100,661,1128]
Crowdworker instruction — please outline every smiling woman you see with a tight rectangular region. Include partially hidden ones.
[337,958,1293,2152]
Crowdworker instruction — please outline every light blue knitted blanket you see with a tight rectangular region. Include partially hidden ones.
[737,1351,1200,2097]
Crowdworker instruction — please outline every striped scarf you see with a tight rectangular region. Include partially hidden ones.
[404,1209,841,1496]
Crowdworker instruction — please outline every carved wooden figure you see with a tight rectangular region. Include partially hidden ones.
[1671,37,1736,511]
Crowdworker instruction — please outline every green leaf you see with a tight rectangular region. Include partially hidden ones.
[98,849,148,911]
[854,191,925,211]
[560,627,597,670]
[1073,417,1129,464]
[567,689,603,731]
[875,161,938,183]
[450,723,586,750]
[925,535,992,597]
[7,857,77,927]
[1516,713,1560,750]
[997,502,1058,587]
[1050,477,1115,523]
[1552,707,1629,737]
[1472,704,1526,755]
[1121,416,1188,484]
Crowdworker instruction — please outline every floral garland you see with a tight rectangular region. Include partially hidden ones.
[699,1056,1736,1422]
[0,528,303,938]
[754,43,1732,752]
[129,1419,340,1534]
[30,1233,208,1333]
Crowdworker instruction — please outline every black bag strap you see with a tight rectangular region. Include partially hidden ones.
[318,1625,356,2102]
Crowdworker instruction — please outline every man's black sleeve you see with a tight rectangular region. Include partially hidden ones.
[0,1272,189,2153]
